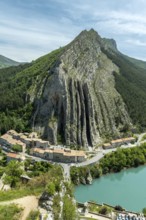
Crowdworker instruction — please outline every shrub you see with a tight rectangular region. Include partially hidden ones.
[115,205,124,211]
[99,206,108,215]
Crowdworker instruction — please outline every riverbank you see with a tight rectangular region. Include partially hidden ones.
[74,165,146,212]
[71,142,146,185]
[77,201,146,220]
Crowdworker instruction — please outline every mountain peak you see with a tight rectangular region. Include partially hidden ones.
[2,29,145,148]
[75,28,101,41]
[71,29,118,53]
[101,38,118,52]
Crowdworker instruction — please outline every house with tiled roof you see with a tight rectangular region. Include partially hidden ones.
[32,147,86,163]
[103,137,136,149]
[6,153,21,162]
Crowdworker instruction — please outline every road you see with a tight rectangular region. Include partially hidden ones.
[81,212,111,220]
[60,163,71,181]
[64,133,146,179]
[3,133,145,181]
[75,133,146,167]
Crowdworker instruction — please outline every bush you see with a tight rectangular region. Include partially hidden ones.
[26,210,40,220]
[46,182,55,196]
[115,205,124,211]
[99,206,108,215]
[12,144,22,152]
[53,194,61,220]
[62,194,78,220]
[0,204,23,220]
[142,207,146,216]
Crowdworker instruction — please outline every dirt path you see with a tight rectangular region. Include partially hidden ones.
[0,196,38,220]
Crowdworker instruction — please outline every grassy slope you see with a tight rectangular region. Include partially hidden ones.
[0,204,23,220]
[0,187,43,202]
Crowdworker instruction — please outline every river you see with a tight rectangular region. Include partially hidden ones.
[74,165,146,212]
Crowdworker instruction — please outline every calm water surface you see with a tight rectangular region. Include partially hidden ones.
[74,165,146,212]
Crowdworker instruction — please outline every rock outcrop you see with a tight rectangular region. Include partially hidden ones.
[32,29,132,147]
[86,172,93,185]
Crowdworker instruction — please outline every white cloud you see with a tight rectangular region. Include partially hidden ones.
[126,39,146,47]
[0,0,146,61]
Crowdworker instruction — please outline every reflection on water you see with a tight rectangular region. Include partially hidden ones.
[74,165,146,212]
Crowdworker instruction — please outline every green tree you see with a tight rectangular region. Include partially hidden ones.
[26,210,40,220]
[99,206,108,215]
[46,182,55,196]
[53,194,61,220]
[12,144,22,152]
[143,207,146,216]
[0,155,7,167]
[4,160,23,187]
[115,205,124,211]
[62,194,78,220]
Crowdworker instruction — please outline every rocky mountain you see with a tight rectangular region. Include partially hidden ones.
[1,29,146,147]
[0,55,20,68]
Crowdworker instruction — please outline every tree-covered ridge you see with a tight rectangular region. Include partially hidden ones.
[0,48,64,134]
[124,55,146,70]
[0,55,20,69]
[102,48,146,130]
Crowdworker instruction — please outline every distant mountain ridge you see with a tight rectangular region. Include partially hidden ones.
[0,55,20,68]
[0,29,146,147]
[124,55,146,70]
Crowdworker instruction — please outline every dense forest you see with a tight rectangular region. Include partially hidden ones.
[0,48,64,134]
[102,48,146,130]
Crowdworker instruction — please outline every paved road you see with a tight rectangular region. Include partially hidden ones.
[82,212,111,220]
[60,163,71,181]
[10,132,146,181]
[75,133,146,167]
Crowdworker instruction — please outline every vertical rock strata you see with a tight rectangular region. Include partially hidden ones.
[33,30,132,147]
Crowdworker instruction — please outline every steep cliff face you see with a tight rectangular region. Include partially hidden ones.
[32,29,132,147]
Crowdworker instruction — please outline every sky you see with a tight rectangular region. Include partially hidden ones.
[0,0,146,62]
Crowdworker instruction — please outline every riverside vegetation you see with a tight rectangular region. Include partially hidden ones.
[70,143,146,185]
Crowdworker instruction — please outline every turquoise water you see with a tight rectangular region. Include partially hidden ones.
[74,165,146,212]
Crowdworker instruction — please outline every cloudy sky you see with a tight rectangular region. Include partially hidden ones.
[0,0,146,62]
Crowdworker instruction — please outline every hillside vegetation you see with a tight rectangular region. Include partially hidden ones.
[71,143,146,185]
[1,30,146,144]
[109,52,146,130]
[0,48,64,134]
[100,46,146,131]
[0,55,20,69]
